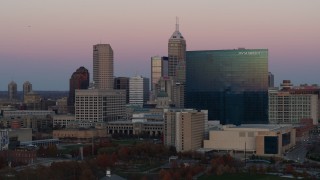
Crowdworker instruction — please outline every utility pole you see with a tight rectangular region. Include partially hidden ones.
[92,134,94,156]
[245,142,246,167]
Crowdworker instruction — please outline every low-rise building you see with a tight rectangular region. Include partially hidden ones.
[204,124,296,157]
[53,128,109,143]
[106,120,163,137]
[53,114,76,128]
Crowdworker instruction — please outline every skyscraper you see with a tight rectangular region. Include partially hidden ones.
[167,18,187,108]
[68,66,90,113]
[23,81,32,101]
[93,44,113,89]
[129,75,149,106]
[151,56,168,91]
[168,19,186,79]
[8,81,17,101]
[186,49,269,125]
[114,77,130,104]
[268,72,274,88]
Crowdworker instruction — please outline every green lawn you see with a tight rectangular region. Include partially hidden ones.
[199,173,289,180]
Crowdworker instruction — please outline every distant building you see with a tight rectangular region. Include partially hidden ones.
[23,81,32,101]
[167,19,186,108]
[280,80,320,122]
[129,76,149,106]
[164,109,207,152]
[151,56,168,91]
[268,72,274,88]
[114,77,130,104]
[53,128,108,143]
[1,110,55,130]
[0,149,37,164]
[93,44,114,90]
[204,124,296,157]
[8,81,17,101]
[75,89,126,128]
[68,66,90,114]
[106,120,163,136]
[186,49,268,125]
[0,130,9,150]
[269,89,318,125]
[24,91,42,110]
[53,114,76,128]
[56,97,68,114]
[168,19,186,79]
[295,119,315,142]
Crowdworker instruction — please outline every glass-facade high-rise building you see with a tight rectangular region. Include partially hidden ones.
[114,77,130,104]
[151,56,168,91]
[186,49,268,125]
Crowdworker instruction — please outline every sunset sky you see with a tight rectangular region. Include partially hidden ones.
[0,0,319,90]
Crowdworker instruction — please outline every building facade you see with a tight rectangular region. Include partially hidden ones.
[164,109,207,152]
[106,121,163,136]
[129,76,149,106]
[269,90,318,125]
[93,44,114,90]
[75,89,126,127]
[114,77,130,104]
[167,20,186,108]
[1,110,55,130]
[68,66,90,113]
[268,72,274,88]
[151,56,168,91]
[186,49,269,125]
[23,81,32,101]
[168,20,186,78]
[53,114,76,128]
[204,124,296,157]
[8,81,17,101]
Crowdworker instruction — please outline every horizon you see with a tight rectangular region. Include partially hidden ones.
[1,0,319,91]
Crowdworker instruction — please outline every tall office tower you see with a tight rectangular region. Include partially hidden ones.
[168,19,186,78]
[68,66,90,113]
[151,56,168,101]
[168,19,186,108]
[129,75,149,106]
[164,109,207,152]
[268,72,274,88]
[8,81,17,101]
[93,44,114,89]
[23,81,32,96]
[114,77,130,104]
[186,49,269,125]
[75,89,126,127]
[151,56,168,91]
[269,89,318,125]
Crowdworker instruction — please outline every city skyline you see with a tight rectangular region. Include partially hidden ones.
[1,0,319,90]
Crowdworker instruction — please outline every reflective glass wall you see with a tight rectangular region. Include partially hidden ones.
[186,49,268,125]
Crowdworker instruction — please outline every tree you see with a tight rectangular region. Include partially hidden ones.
[97,154,112,168]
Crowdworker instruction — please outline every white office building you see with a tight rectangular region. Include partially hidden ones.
[75,89,126,127]
[269,90,318,125]
[129,76,149,106]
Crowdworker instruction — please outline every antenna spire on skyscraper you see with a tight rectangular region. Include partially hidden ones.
[176,17,179,31]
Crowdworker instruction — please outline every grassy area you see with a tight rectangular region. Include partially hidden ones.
[199,173,289,180]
